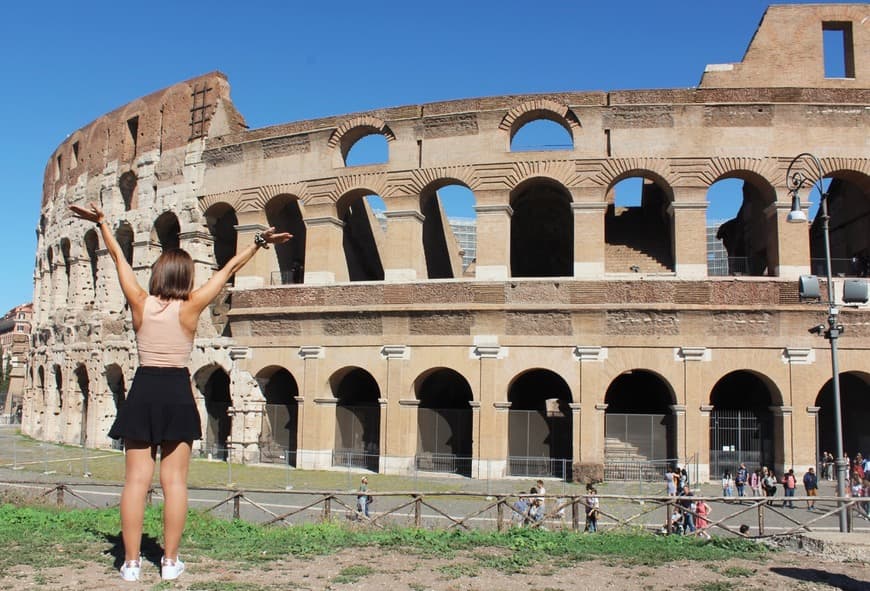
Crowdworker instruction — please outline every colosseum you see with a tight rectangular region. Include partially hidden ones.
[23,3,870,483]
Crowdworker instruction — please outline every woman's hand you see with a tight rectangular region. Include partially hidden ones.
[261,227,292,245]
[69,202,105,224]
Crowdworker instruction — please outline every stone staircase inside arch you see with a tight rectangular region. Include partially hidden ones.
[604,436,667,482]
[605,206,674,274]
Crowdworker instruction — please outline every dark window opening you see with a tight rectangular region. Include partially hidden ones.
[127,116,139,156]
[72,142,79,168]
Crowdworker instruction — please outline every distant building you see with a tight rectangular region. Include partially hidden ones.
[1,303,32,418]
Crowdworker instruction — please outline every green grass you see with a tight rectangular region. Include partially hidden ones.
[0,502,770,577]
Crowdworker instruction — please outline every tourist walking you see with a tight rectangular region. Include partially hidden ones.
[70,202,290,583]
[782,469,797,508]
[735,463,748,497]
[357,476,372,517]
[749,469,762,497]
[722,471,734,497]
[584,486,599,533]
[695,499,711,539]
[803,466,818,510]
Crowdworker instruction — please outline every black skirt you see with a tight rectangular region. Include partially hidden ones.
[108,366,202,443]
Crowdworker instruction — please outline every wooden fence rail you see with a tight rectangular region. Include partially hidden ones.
[4,480,868,538]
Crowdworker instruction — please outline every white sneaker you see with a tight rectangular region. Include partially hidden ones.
[161,556,185,580]
[119,557,141,582]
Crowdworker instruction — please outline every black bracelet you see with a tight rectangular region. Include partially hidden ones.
[254,232,270,249]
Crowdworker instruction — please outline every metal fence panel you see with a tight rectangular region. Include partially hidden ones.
[710,409,772,476]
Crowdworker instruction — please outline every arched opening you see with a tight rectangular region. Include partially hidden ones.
[60,239,71,293]
[810,171,870,277]
[509,178,573,278]
[204,203,238,276]
[420,182,476,278]
[507,369,572,479]
[153,211,181,251]
[510,118,573,151]
[74,365,89,446]
[415,368,473,476]
[53,365,63,413]
[257,366,299,465]
[84,229,99,298]
[265,195,307,285]
[37,366,45,408]
[708,173,778,276]
[604,370,676,480]
[106,364,125,450]
[815,372,870,462]
[605,175,674,273]
[709,371,778,477]
[332,367,380,472]
[119,171,137,211]
[115,222,134,266]
[339,191,384,281]
[344,132,389,166]
[198,367,231,461]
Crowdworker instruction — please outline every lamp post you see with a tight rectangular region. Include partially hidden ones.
[785,152,848,533]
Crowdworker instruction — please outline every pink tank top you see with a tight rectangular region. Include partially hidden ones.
[136,296,194,367]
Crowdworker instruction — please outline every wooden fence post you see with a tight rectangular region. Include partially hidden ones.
[572,496,580,531]
[233,493,241,520]
[323,496,332,521]
[497,497,505,532]
[757,503,764,536]
[56,484,64,507]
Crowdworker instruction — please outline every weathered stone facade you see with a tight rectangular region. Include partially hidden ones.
[23,4,870,482]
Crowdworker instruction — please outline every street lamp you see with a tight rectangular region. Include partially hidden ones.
[785,152,848,532]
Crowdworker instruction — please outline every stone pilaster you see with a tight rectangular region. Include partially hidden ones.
[474,193,512,280]
[571,201,606,277]
[383,210,426,281]
[773,194,810,278]
[669,191,708,278]
[303,216,347,284]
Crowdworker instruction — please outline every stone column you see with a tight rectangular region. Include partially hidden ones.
[570,187,606,278]
[382,193,426,281]
[474,190,512,280]
[678,346,709,481]
[771,405,794,474]
[569,402,582,471]
[380,345,412,474]
[670,404,686,468]
[773,191,810,279]
[698,405,713,483]
[234,222,272,289]
[298,346,330,470]
[303,216,347,284]
[783,347,815,470]
[473,340,506,479]
[670,189,708,278]
[574,345,606,483]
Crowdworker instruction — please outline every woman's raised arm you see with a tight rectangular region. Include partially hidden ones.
[69,203,147,324]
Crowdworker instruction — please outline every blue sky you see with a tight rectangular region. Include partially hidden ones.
[0,1,836,313]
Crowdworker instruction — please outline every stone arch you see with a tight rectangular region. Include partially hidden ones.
[194,364,231,461]
[265,194,307,284]
[152,210,181,251]
[413,367,474,476]
[709,370,782,476]
[336,189,385,281]
[119,170,138,211]
[330,366,380,472]
[708,169,779,277]
[59,238,72,295]
[604,168,675,273]
[327,115,396,164]
[37,365,46,408]
[499,98,581,142]
[509,176,573,277]
[506,368,573,479]
[204,202,239,273]
[255,365,299,465]
[814,371,870,461]
[419,178,476,279]
[604,369,677,466]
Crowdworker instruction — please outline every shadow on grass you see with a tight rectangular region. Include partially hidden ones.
[100,530,164,570]
[770,567,869,591]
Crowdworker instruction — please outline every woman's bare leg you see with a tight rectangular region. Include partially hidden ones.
[159,440,192,560]
[120,440,157,562]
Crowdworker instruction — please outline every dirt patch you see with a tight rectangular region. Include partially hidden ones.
[2,545,869,590]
